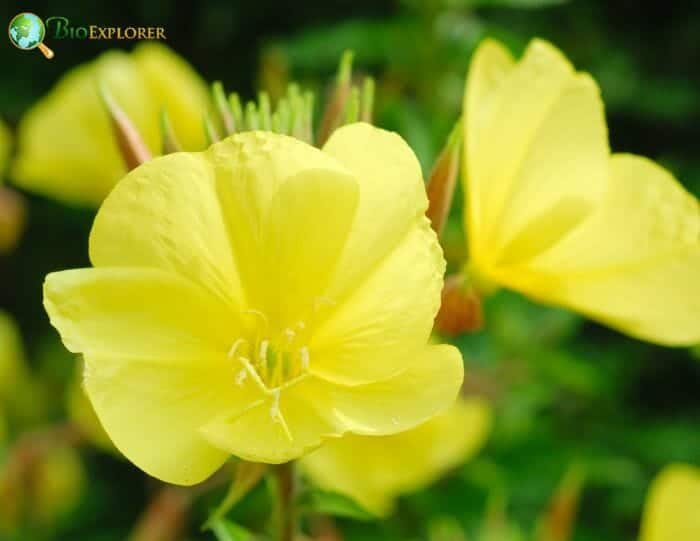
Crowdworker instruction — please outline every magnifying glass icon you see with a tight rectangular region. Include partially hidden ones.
[8,12,55,59]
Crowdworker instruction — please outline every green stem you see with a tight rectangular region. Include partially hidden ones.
[274,462,295,541]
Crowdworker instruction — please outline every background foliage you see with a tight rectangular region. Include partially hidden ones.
[1,1,699,540]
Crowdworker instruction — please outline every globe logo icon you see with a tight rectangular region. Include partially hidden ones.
[8,12,54,59]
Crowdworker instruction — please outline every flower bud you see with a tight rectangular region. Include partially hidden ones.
[434,273,483,336]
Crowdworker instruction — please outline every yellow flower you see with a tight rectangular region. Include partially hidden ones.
[43,123,464,485]
[12,43,208,206]
[639,463,700,541]
[463,39,700,345]
[301,397,491,516]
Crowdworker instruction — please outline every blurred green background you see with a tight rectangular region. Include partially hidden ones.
[1,1,699,540]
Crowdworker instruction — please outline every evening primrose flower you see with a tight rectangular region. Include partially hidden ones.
[301,397,491,516]
[639,464,700,541]
[43,123,464,485]
[12,43,208,206]
[463,39,700,345]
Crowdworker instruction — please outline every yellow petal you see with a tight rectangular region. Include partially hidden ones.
[640,464,700,541]
[201,345,463,464]
[320,344,464,435]
[84,353,259,485]
[301,397,491,516]
[250,168,358,327]
[44,267,235,359]
[207,131,352,326]
[132,43,209,151]
[89,151,244,311]
[310,217,444,384]
[507,155,700,345]
[463,39,514,251]
[464,39,608,267]
[322,123,429,300]
[200,377,337,464]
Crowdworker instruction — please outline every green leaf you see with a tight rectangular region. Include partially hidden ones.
[210,519,257,541]
[296,489,375,521]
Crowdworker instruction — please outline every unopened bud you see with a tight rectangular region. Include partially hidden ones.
[434,273,483,336]
[212,81,236,135]
[317,50,354,146]
[203,112,221,145]
[98,83,152,170]
[159,109,182,154]
[426,119,462,238]
[258,92,272,131]
[360,77,375,124]
[228,93,244,130]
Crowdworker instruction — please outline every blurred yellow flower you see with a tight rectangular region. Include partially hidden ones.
[640,463,700,541]
[301,397,491,516]
[43,124,464,485]
[11,43,209,206]
[463,38,700,345]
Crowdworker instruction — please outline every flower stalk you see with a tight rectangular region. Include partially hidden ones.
[274,462,296,541]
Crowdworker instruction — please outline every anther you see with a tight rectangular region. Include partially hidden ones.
[259,340,269,362]
[235,369,247,385]
[283,328,296,342]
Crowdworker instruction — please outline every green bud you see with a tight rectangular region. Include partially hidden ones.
[160,109,182,154]
[212,81,236,135]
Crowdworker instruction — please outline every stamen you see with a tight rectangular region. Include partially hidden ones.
[228,311,311,392]
[227,338,245,359]
[269,389,281,420]
[299,347,310,370]
[259,339,269,362]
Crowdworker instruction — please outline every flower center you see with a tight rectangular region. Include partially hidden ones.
[227,310,310,392]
